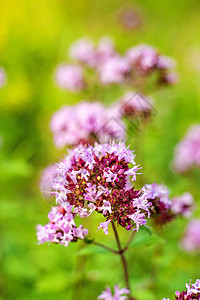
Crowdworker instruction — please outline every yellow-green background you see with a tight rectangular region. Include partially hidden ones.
[1,0,200,299]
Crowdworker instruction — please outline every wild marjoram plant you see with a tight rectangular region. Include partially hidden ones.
[37,38,196,300]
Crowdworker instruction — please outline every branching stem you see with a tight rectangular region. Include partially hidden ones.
[92,240,119,254]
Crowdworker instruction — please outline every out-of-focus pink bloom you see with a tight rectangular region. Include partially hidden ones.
[50,101,126,148]
[98,285,130,300]
[36,205,88,247]
[118,7,143,31]
[54,64,85,91]
[171,192,194,218]
[117,92,153,118]
[96,37,116,65]
[144,183,193,225]
[173,125,200,173]
[126,44,177,86]
[181,219,200,251]
[98,56,130,84]
[156,55,176,69]
[69,38,96,67]
[126,44,158,74]
[160,72,179,85]
[40,164,56,199]
[0,67,6,87]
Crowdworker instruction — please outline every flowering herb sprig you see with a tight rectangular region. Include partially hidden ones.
[37,141,154,298]
[52,141,152,233]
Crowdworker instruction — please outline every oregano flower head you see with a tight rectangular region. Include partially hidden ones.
[53,141,152,234]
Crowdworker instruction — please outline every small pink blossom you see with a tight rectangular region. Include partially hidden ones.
[117,92,153,119]
[181,219,200,252]
[98,285,130,300]
[173,124,200,173]
[96,37,116,65]
[171,192,194,218]
[54,64,85,91]
[98,220,111,235]
[36,205,88,247]
[69,38,96,67]
[126,44,158,74]
[98,56,130,84]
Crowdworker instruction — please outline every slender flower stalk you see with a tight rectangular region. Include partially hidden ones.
[111,221,130,293]
[92,240,119,254]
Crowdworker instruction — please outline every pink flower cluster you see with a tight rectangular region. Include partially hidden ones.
[162,279,200,300]
[116,92,153,119]
[144,183,194,225]
[69,37,116,68]
[36,205,88,247]
[54,37,177,91]
[98,285,130,300]
[0,67,6,87]
[126,44,178,84]
[52,141,152,233]
[50,101,126,148]
[173,125,200,173]
[181,219,200,252]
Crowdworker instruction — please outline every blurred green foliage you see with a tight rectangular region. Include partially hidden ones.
[0,0,200,299]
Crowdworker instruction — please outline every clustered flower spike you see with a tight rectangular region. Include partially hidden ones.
[50,101,126,148]
[162,279,200,300]
[181,219,200,252]
[144,183,194,225]
[98,285,130,300]
[54,37,177,92]
[36,205,88,247]
[173,124,200,173]
[52,141,152,233]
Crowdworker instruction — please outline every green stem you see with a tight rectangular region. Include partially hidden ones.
[92,240,119,254]
[111,221,131,292]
